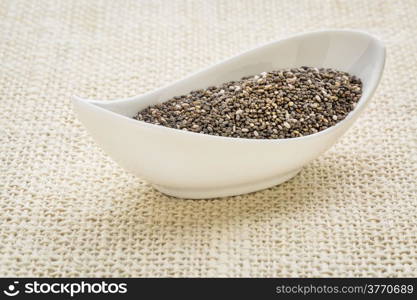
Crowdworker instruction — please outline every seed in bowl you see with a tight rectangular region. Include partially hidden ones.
[133,66,362,139]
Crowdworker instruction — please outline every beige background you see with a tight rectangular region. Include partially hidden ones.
[1,0,416,277]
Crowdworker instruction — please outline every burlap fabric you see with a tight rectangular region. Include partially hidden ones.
[1,0,416,277]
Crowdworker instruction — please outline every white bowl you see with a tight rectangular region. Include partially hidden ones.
[73,30,385,199]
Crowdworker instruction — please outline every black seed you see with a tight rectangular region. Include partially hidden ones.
[133,67,362,139]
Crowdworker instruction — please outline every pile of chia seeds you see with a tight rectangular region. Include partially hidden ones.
[134,66,362,139]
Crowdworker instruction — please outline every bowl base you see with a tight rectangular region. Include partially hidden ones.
[153,168,301,199]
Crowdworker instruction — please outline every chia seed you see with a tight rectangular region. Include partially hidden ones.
[133,66,362,139]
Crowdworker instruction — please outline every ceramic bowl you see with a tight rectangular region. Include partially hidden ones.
[73,30,385,199]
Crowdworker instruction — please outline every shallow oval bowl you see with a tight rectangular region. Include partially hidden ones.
[73,30,385,199]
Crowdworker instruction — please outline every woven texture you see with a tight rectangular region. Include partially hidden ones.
[1,0,416,277]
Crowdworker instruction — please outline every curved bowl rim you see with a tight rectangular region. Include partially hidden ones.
[73,29,386,145]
